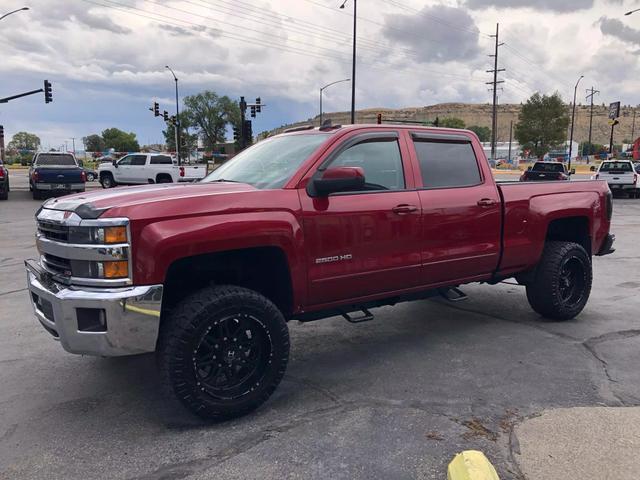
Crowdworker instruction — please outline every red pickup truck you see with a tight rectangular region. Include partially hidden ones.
[25,124,614,420]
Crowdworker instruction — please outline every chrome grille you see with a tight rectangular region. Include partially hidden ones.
[38,221,70,242]
[41,253,72,277]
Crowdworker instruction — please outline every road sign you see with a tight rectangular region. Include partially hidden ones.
[609,101,620,120]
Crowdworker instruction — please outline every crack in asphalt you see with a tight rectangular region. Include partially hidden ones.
[0,288,27,297]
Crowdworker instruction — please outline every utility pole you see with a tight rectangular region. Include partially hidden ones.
[584,87,599,160]
[631,109,637,142]
[508,120,513,164]
[486,23,505,161]
[70,137,76,155]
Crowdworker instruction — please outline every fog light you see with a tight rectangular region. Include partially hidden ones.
[104,226,127,244]
[103,261,128,278]
[77,308,107,332]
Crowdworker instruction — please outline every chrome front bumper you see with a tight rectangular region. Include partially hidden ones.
[25,259,163,356]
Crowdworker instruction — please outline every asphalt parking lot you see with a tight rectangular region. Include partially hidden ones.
[1,175,639,479]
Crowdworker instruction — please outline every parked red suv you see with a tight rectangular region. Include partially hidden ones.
[26,124,614,419]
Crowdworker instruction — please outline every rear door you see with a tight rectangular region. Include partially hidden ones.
[300,130,422,306]
[409,132,501,285]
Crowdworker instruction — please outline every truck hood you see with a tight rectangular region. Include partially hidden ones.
[43,182,257,218]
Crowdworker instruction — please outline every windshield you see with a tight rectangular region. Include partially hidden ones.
[202,134,330,189]
[532,162,565,172]
[35,154,76,166]
[600,161,632,172]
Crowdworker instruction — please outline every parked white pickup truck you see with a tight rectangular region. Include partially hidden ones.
[593,160,639,198]
[98,153,207,188]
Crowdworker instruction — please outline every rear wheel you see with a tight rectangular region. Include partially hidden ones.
[100,173,115,188]
[0,188,7,200]
[157,285,290,420]
[156,174,172,184]
[525,241,592,321]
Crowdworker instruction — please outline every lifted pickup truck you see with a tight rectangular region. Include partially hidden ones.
[98,153,206,188]
[29,152,86,200]
[25,124,615,420]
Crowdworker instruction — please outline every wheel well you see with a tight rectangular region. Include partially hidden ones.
[156,173,172,183]
[100,171,113,179]
[545,216,591,255]
[162,247,294,318]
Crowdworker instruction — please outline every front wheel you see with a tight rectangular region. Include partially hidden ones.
[86,172,95,182]
[525,241,592,321]
[157,285,290,420]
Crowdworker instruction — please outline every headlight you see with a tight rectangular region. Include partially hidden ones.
[68,226,128,244]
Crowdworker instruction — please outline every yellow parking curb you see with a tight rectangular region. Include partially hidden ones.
[447,450,500,480]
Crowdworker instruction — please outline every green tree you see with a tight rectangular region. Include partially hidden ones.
[183,91,240,150]
[467,125,491,142]
[162,113,198,155]
[7,131,40,151]
[83,134,105,153]
[439,117,466,129]
[515,92,569,157]
[101,128,140,152]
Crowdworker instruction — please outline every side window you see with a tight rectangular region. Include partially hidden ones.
[130,155,147,166]
[329,138,405,191]
[118,155,133,166]
[150,155,173,165]
[414,140,481,189]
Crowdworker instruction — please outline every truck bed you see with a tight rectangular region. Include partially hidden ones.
[496,179,611,277]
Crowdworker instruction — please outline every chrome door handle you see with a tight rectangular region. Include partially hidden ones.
[477,198,497,207]
[392,204,418,214]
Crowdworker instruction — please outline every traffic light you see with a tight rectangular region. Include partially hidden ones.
[170,115,176,125]
[255,97,261,113]
[233,123,240,142]
[250,105,256,118]
[163,110,169,122]
[243,119,252,143]
[44,80,52,104]
[153,102,160,117]
[0,125,4,140]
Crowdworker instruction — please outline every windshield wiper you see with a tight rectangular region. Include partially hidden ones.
[209,178,242,183]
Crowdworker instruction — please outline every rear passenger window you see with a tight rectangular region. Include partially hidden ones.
[150,155,173,165]
[414,140,481,189]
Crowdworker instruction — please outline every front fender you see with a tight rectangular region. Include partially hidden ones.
[132,211,306,308]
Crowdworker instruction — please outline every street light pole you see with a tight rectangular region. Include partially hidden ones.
[0,6,29,21]
[165,65,181,166]
[568,75,584,172]
[320,78,350,126]
[340,0,356,124]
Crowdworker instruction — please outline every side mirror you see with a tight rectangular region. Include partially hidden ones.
[527,166,532,171]
[570,168,576,175]
[113,159,118,167]
[312,167,365,196]
[78,159,84,167]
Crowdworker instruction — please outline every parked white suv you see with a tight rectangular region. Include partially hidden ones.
[98,153,207,188]
[593,160,639,198]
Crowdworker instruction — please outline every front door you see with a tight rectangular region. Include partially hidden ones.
[114,155,133,183]
[410,133,501,285]
[128,155,149,183]
[300,131,422,307]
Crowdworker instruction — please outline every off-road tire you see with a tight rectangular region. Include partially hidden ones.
[525,241,592,321]
[157,285,290,420]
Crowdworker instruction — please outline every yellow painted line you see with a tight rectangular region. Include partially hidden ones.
[122,303,161,317]
[447,451,500,480]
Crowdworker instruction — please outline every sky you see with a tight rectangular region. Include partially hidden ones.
[0,0,638,149]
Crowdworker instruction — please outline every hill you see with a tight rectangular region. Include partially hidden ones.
[268,102,638,146]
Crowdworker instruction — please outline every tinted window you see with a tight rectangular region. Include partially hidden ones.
[150,155,173,165]
[600,161,632,172]
[329,139,404,190]
[35,154,76,166]
[414,140,481,188]
[130,155,147,166]
[532,162,565,172]
[118,156,132,166]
